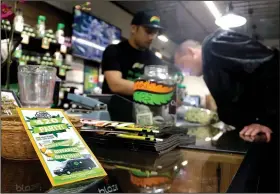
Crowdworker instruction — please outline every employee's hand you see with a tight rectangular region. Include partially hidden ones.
[239,124,272,143]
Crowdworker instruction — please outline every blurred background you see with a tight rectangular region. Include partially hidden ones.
[1,0,279,108]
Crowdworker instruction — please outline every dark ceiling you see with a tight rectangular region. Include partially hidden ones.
[114,1,280,44]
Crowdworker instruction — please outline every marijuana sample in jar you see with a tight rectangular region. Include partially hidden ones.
[133,65,176,126]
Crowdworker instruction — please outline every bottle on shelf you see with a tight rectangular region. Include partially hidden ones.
[56,23,65,44]
[13,44,22,58]
[59,68,66,77]
[14,8,24,32]
[54,50,63,66]
[36,15,46,38]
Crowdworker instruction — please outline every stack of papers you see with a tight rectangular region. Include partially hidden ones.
[79,120,196,155]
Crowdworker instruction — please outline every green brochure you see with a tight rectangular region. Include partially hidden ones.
[17,108,107,187]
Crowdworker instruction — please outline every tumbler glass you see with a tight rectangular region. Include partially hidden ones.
[18,65,57,107]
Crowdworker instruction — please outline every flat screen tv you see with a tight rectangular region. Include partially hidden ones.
[72,9,121,62]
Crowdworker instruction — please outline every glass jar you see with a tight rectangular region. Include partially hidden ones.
[133,65,177,126]
[18,65,57,107]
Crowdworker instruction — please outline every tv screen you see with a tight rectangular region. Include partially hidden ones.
[72,9,121,62]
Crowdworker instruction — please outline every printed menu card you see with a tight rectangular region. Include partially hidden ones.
[17,108,107,187]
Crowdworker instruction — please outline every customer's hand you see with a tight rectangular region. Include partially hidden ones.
[239,124,272,143]
[239,134,255,142]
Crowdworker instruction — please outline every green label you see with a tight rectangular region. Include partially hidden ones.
[45,139,73,149]
[33,123,68,133]
[53,153,82,160]
[30,117,63,127]
[133,91,174,106]
[52,147,81,154]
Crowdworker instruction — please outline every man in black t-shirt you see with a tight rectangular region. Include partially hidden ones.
[101,11,163,101]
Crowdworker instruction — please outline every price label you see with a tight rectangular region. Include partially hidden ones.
[21,34,30,44]
[42,37,50,49]
[60,44,67,54]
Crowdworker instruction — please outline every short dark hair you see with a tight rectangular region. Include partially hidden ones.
[175,40,201,56]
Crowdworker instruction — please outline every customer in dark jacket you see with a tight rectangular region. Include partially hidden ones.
[174,29,279,142]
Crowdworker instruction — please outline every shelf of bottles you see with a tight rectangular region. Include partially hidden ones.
[1,12,73,78]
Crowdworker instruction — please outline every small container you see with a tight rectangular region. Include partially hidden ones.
[18,65,57,108]
[54,51,63,66]
[56,23,65,44]
[13,8,24,32]
[36,15,46,38]
[177,84,187,104]
[133,65,177,126]
[13,44,22,58]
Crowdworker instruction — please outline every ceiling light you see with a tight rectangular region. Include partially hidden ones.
[155,51,162,59]
[215,2,247,29]
[157,35,168,42]
[215,13,247,29]
[204,1,246,29]
[203,1,222,19]
[112,39,120,44]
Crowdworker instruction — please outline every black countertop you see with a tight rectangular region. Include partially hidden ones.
[1,124,277,193]
[177,125,250,154]
[1,147,244,193]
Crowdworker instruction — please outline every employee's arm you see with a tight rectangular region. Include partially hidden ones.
[101,45,134,96]
[104,70,134,95]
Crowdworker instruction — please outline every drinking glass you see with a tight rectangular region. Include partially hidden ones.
[18,65,57,108]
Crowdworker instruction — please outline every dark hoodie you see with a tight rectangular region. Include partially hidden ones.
[202,29,279,131]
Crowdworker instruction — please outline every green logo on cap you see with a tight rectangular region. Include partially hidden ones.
[150,16,160,24]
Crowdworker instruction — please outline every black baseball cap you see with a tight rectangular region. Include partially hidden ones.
[131,11,163,30]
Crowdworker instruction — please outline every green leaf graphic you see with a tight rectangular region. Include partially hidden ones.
[52,139,68,143]
[48,145,77,150]
[133,91,174,106]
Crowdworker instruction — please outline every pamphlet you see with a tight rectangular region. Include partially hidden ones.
[17,108,107,187]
